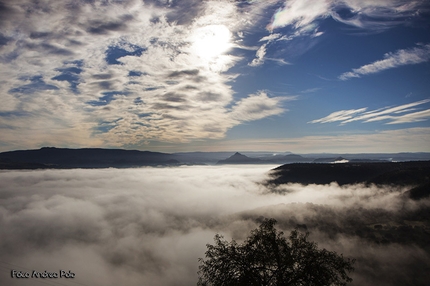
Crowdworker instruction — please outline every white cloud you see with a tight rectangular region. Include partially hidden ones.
[301,87,321,93]
[385,108,430,124]
[309,99,430,125]
[0,0,287,150]
[309,108,368,124]
[339,44,430,80]
[268,0,428,32]
[249,43,268,67]
[259,33,282,42]
[231,91,292,122]
[250,32,291,67]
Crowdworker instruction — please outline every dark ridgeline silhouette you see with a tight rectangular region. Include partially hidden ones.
[216,152,313,165]
[198,218,355,286]
[267,161,430,199]
[0,147,180,168]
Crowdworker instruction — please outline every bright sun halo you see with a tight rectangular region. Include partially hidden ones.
[190,25,232,60]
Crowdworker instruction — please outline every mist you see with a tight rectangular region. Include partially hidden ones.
[0,166,429,285]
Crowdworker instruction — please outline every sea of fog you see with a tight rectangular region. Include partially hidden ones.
[0,166,429,286]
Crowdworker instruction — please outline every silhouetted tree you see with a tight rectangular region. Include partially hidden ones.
[197,218,355,286]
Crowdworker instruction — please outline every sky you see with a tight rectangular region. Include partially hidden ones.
[0,0,430,153]
[1,166,429,285]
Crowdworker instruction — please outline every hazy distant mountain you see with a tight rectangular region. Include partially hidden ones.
[217,152,262,164]
[217,152,315,164]
[0,147,179,168]
[266,154,312,163]
[172,152,237,164]
[304,152,430,162]
[2,147,430,169]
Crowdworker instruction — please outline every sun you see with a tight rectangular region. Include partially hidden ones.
[190,25,232,61]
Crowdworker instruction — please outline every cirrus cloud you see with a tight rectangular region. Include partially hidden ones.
[309,99,430,125]
[339,44,430,80]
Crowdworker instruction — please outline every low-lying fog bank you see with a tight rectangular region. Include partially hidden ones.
[0,166,429,286]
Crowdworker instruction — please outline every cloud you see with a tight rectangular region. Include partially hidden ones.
[267,0,332,32]
[0,167,429,285]
[385,108,430,124]
[249,43,268,66]
[259,33,282,42]
[309,99,430,125]
[0,0,290,151]
[250,33,290,67]
[255,0,429,66]
[339,44,430,80]
[268,0,429,32]
[309,108,368,124]
[231,91,292,121]
[202,127,430,153]
[300,87,321,93]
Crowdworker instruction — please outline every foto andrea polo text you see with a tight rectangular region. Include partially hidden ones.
[11,270,75,279]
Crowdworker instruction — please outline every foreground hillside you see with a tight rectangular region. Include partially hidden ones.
[259,161,430,262]
[267,161,430,198]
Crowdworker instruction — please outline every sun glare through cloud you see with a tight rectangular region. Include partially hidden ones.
[190,25,232,61]
[188,24,235,72]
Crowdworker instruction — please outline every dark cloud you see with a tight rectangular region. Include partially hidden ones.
[145,0,206,25]
[161,92,187,103]
[23,42,74,56]
[86,14,134,35]
[198,92,222,101]
[29,31,51,39]
[41,43,74,56]
[0,1,18,26]
[181,85,198,90]
[0,33,10,46]
[168,69,200,78]
[93,80,114,90]
[152,102,191,110]
[67,39,85,46]
[92,74,113,80]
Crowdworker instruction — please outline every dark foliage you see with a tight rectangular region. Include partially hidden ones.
[197,218,355,286]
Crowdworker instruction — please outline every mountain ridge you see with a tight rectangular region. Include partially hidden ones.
[1,147,430,169]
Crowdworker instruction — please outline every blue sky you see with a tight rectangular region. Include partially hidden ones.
[0,0,429,153]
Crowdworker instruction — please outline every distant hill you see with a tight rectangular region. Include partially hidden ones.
[1,147,430,169]
[217,152,262,164]
[0,147,180,169]
[217,152,315,165]
[263,154,312,163]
